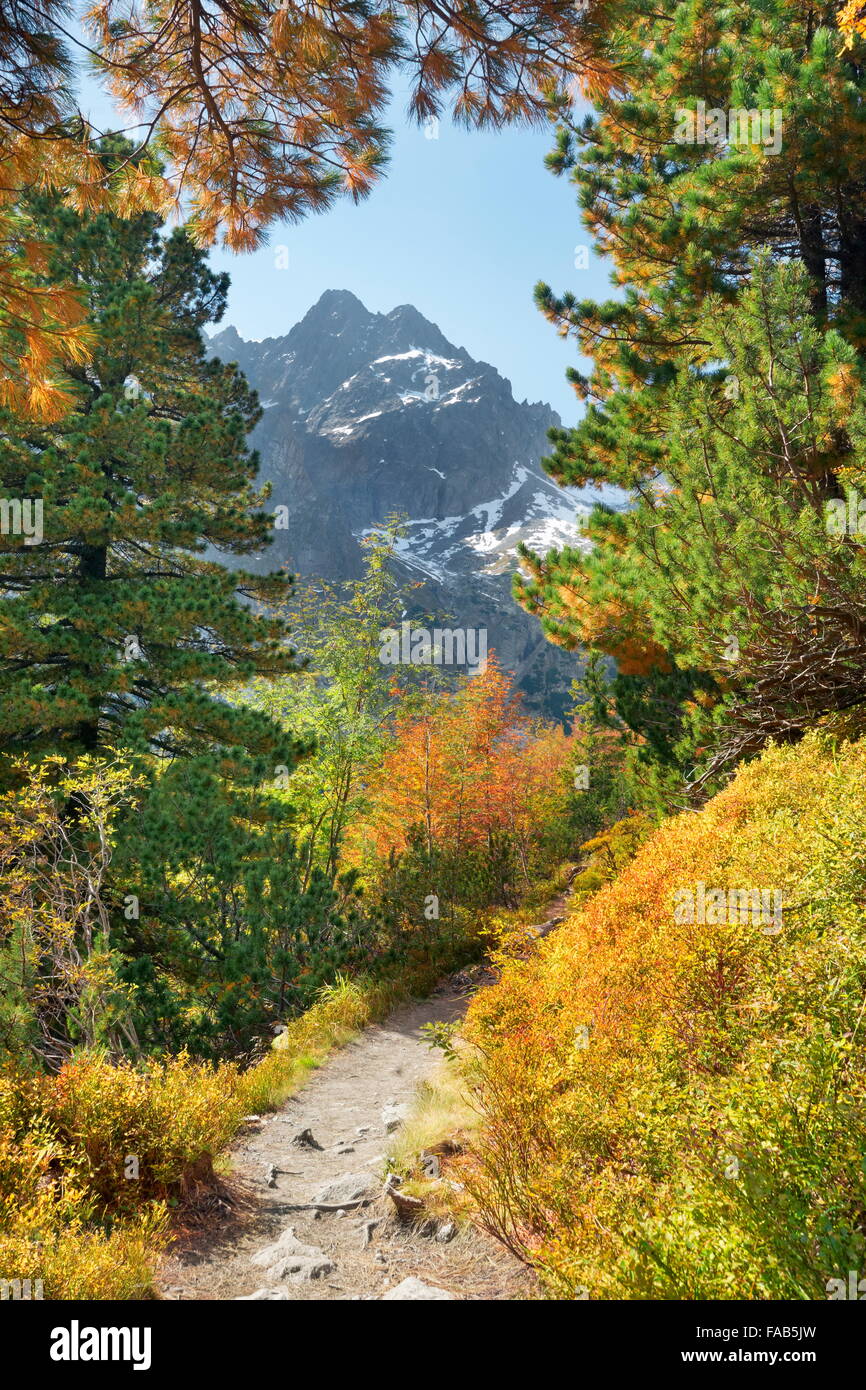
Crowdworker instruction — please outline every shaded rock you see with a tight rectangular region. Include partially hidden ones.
[381,1277,456,1301]
[291,1127,323,1150]
[267,1253,334,1282]
[382,1102,411,1134]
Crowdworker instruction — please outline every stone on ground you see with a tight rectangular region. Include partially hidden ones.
[381,1276,456,1300]
[250,1227,334,1282]
[311,1172,373,1206]
[235,1287,292,1301]
[382,1102,411,1133]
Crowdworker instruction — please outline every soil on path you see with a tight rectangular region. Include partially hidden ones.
[158,975,537,1301]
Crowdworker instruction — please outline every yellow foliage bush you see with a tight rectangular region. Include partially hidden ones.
[461,735,866,1299]
[0,1207,166,1301]
[0,1052,246,1297]
[44,1053,249,1210]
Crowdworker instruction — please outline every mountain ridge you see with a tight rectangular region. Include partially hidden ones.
[208,290,597,716]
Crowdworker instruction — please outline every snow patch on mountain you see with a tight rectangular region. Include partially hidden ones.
[357,461,592,585]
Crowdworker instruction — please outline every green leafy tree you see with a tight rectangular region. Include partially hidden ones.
[238,524,411,887]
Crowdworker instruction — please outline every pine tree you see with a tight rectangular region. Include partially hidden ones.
[0,140,326,1053]
[0,1,616,413]
[531,259,866,793]
[0,138,298,769]
[519,1,866,794]
[538,0,866,491]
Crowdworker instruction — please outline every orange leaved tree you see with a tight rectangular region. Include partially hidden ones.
[352,656,572,914]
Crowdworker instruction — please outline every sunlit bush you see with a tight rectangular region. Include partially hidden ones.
[462,734,866,1299]
[44,1052,248,1211]
[0,1052,245,1297]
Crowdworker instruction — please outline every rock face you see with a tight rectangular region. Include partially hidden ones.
[208,290,605,719]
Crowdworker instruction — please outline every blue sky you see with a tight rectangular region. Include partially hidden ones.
[78,56,612,423]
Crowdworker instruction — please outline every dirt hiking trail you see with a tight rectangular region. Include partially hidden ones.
[158,970,540,1301]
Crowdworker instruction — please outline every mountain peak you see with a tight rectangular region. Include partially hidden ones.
[208,323,244,348]
[206,291,584,717]
[296,288,373,331]
[379,302,455,355]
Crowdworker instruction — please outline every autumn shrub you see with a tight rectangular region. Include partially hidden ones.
[0,1048,253,1296]
[42,1052,248,1211]
[350,657,575,919]
[461,734,866,1299]
[0,1207,167,1302]
[0,1060,173,1298]
[568,812,654,904]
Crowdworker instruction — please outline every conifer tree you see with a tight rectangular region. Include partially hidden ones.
[0,138,298,771]
[0,141,321,1052]
[537,0,866,491]
[519,1,866,793]
[0,1,615,413]
[528,259,866,793]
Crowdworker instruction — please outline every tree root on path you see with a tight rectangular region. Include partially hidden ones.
[278,1198,374,1212]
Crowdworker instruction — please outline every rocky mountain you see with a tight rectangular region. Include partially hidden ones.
[208,290,599,718]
